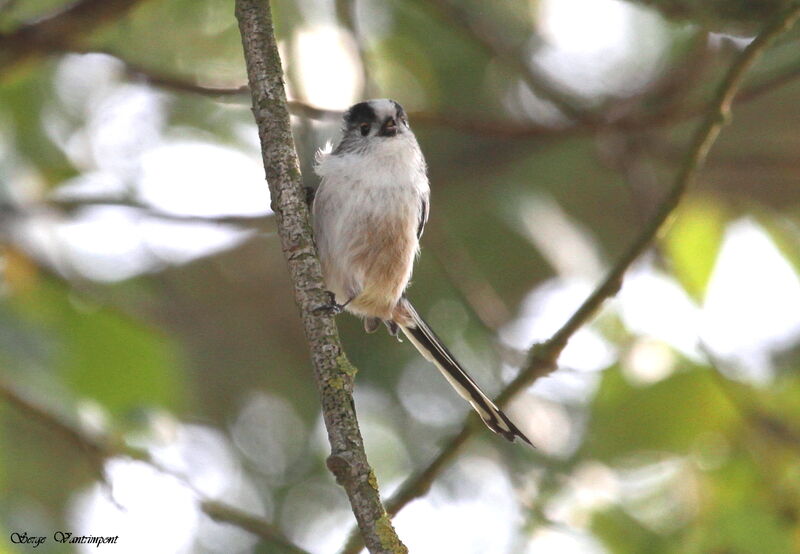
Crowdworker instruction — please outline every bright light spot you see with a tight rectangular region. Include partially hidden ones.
[54,53,121,116]
[138,218,253,265]
[70,459,199,554]
[616,455,698,533]
[623,337,677,386]
[545,462,619,528]
[17,204,254,282]
[398,359,467,427]
[515,194,604,279]
[149,425,243,500]
[525,527,606,554]
[395,457,518,554]
[527,370,601,405]
[572,461,620,511]
[293,25,363,108]
[70,425,265,554]
[51,206,159,281]
[535,0,668,98]
[701,218,800,382]
[353,387,412,496]
[75,399,110,438]
[51,171,128,201]
[88,85,166,173]
[359,417,413,497]
[49,53,165,173]
[617,264,701,360]
[282,477,353,553]
[138,141,270,217]
[512,395,579,457]
[231,393,308,480]
[501,278,616,375]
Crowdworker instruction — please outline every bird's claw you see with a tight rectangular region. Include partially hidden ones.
[313,291,345,316]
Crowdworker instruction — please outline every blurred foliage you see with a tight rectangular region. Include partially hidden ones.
[664,195,726,301]
[1,0,800,553]
[628,0,791,35]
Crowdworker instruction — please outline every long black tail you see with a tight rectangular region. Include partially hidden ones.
[398,300,532,446]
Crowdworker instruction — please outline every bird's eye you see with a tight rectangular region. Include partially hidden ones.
[359,123,370,136]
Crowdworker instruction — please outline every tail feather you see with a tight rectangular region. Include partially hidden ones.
[398,300,532,446]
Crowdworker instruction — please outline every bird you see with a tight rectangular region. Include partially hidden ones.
[312,98,531,446]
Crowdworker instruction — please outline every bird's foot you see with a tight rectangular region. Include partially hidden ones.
[313,291,347,316]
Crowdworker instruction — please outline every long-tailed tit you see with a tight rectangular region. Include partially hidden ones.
[313,99,531,445]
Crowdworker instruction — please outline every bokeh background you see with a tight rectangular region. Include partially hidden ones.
[2,0,800,553]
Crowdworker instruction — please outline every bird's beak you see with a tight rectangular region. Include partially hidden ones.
[379,118,398,137]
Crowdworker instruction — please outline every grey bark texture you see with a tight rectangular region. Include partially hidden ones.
[233,1,407,552]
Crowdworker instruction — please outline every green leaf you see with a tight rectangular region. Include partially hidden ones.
[687,458,796,554]
[7,278,185,419]
[664,197,727,302]
[592,507,673,554]
[584,364,737,460]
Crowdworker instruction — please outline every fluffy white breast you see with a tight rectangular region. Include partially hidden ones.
[315,133,427,195]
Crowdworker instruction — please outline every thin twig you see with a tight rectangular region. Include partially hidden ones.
[426,223,513,332]
[339,6,800,551]
[234,1,406,552]
[543,5,800,358]
[0,381,111,467]
[0,380,311,552]
[34,197,277,230]
[202,501,312,554]
[45,45,800,141]
[0,0,150,73]
[422,0,594,123]
[335,0,376,98]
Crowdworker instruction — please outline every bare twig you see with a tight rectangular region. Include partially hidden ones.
[37,197,277,231]
[234,1,406,552]
[542,5,800,359]
[335,0,376,98]
[0,0,150,73]
[43,43,800,142]
[426,223,513,332]
[340,6,800,551]
[422,0,594,123]
[0,380,311,552]
[0,380,113,468]
[202,501,311,554]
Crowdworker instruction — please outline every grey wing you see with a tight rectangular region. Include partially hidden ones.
[417,193,429,240]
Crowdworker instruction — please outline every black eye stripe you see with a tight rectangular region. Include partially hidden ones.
[345,102,377,126]
[360,123,370,136]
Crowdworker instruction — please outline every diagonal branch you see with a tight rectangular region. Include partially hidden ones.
[202,500,311,554]
[422,0,595,123]
[340,5,800,552]
[0,0,150,73]
[0,380,310,553]
[233,1,406,553]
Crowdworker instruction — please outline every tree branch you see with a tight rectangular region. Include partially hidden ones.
[0,0,150,73]
[32,196,277,231]
[0,380,311,553]
[335,0,376,98]
[540,4,800,360]
[202,500,311,554]
[340,5,800,551]
[46,44,800,141]
[233,1,406,552]
[422,0,595,124]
